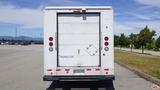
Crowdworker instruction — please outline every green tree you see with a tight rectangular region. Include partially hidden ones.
[129,33,141,49]
[114,35,120,47]
[138,26,156,54]
[125,36,130,47]
[133,34,141,49]
[119,33,126,49]
[146,43,154,50]
[129,33,134,52]
[155,36,160,50]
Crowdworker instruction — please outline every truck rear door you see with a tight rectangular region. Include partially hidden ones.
[58,13,100,67]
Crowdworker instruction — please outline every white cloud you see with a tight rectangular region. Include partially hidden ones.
[50,0,88,6]
[0,0,88,28]
[0,4,43,28]
[114,22,135,35]
[134,0,160,7]
[129,13,152,20]
[115,20,160,36]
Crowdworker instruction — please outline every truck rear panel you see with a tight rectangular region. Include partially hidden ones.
[58,13,100,67]
[44,6,114,81]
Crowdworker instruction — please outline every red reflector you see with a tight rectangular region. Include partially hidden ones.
[104,42,109,46]
[47,69,52,71]
[106,72,108,74]
[104,36,109,41]
[86,69,91,71]
[56,69,61,71]
[95,68,100,71]
[49,37,53,41]
[49,42,53,46]
[65,69,70,71]
[104,68,109,71]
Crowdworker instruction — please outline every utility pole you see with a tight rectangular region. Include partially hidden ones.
[15,27,18,45]
[15,27,17,39]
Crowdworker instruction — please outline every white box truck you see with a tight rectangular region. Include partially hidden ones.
[43,6,114,81]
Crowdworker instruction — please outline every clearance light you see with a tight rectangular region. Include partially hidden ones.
[104,68,109,71]
[95,68,100,71]
[82,10,86,13]
[56,69,61,71]
[47,69,52,71]
[86,69,92,71]
[65,69,70,71]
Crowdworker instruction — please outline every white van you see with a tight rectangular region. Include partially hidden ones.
[43,6,114,81]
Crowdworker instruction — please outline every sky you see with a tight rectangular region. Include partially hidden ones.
[0,0,160,38]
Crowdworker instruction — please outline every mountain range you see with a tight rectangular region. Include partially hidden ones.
[0,36,43,41]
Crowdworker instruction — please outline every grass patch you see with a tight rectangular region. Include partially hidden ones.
[115,49,160,79]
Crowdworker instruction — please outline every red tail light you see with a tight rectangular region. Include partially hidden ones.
[104,36,109,41]
[49,37,53,41]
[104,35,109,51]
[104,42,109,46]
[49,42,53,46]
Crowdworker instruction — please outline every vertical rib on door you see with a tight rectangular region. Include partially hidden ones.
[57,13,100,67]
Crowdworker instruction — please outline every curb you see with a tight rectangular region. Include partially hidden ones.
[115,60,160,86]
[115,48,160,57]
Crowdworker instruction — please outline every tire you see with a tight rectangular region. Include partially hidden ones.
[90,87,98,90]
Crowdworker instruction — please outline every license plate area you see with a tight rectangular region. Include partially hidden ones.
[73,69,84,74]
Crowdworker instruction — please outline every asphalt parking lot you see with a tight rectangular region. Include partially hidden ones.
[0,45,153,90]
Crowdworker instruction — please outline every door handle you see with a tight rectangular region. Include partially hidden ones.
[78,49,80,55]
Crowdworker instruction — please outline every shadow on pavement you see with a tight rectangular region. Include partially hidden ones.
[46,80,114,90]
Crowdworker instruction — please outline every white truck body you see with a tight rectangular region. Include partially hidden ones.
[43,6,114,81]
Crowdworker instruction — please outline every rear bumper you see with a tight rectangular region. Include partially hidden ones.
[43,75,115,81]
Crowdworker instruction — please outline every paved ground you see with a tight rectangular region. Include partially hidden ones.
[0,45,153,90]
[115,47,160,57]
